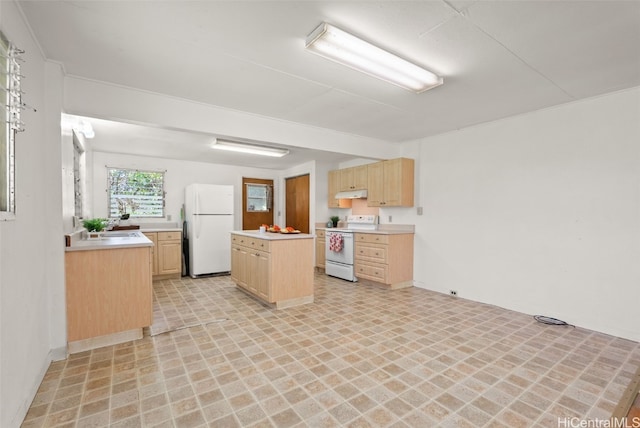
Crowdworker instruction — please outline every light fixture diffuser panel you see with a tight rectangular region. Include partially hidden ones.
[211,139,289,157]
[306,22,442,93]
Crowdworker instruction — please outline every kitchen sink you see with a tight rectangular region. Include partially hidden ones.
[103,231,141,238]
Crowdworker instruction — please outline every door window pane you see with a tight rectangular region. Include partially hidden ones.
[246,183,271,212]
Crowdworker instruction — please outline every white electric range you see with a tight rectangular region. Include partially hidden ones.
[325,215,378,282]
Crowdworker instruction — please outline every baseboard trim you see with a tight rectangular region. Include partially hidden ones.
[10,349,53,428]
[68,328,143,354]
[50,346,67,362]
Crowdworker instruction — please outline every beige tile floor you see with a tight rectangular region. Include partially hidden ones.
[22,273,640,427]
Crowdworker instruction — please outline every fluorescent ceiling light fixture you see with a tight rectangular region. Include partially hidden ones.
[211,139,289,157]
[306,22,443,93]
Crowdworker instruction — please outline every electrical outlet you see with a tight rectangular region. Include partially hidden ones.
[417,206,423,215]
[388,215,392,223]
[167,214,172,221]
[450,290,458,296]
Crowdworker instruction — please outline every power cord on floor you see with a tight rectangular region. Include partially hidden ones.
[533,315,575,328]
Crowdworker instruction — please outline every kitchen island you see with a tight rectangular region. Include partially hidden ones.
[64,230,153,353]
[230,230,314,309]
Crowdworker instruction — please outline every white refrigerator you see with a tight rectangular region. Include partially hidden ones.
[184,184,234,277]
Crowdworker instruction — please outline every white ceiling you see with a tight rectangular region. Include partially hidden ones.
[19,1,640,168]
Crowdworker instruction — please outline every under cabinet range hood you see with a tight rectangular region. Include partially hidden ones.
[335,189,368,199]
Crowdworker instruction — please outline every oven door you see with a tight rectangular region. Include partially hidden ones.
[325,231,354,265]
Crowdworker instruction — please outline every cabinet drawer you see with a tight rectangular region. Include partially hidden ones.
[158,231,181,241]
[231,235,271,252]
[316,230,325,239]
[247,238,270,252]
[232,234,252,246]
[355,262,387,282]
[355,233,389,244]
[355,245,387,263]
[231,234,245,245]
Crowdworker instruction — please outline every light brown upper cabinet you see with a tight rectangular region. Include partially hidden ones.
[328,169,352,209]
[367,158,415,207]
[339,165,368,192]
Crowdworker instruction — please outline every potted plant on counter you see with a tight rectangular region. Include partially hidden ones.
[83,218,108,239]
[330,216,340,228]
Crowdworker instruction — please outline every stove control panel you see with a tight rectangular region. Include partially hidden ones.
[346,215,378,230]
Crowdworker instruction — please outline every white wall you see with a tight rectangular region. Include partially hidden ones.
[408,87,640,341]
[44,61,67,363]
[0,2,66,427]
[90,151,281,229]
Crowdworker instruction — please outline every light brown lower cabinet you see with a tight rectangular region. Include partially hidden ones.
[65,246,153,345]
[354,233,414,289]
[143,231,182,279]
[231,233,314,308]
[315,229,326,269]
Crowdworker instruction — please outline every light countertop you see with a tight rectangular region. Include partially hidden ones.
[316,227,414,235]
[232,230,314,240]
[65,231,154,252]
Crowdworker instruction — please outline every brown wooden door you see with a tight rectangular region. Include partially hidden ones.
[285,174,310,233]
[242,177,274,230]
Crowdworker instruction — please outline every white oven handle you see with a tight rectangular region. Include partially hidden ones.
[328,232,353,239]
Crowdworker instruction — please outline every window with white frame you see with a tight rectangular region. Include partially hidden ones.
[107,168,165,218]
[0,31,17,219]
[73,133,84,218]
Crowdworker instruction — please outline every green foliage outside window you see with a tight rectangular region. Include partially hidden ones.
[108,168,165,218]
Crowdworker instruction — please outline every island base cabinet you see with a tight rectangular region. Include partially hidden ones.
[65,247,153,352]
[231,234,313,308]
[231,246,248,286]
[251,250,271,301]
[232,246,272,300]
